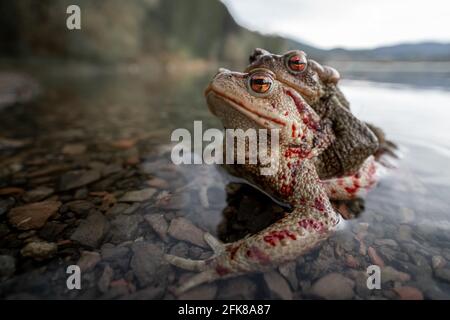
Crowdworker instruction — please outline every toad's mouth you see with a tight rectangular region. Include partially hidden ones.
[204,86,286,129]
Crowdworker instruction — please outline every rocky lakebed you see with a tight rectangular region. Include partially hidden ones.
[1,70,450,300]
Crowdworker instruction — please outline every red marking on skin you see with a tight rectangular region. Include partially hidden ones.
[264,230,297,246]
[280,184,293,196]
[284,147,311,159]
[246,246,271,264]
[298,218,326,234]
[271,102,277,109]
[227,245,240,260]
[215,265,231,276]
[345,181,361,195]
[314,198,326,212]
[284,88,305,114]
[292,123,297,138]
[284,111,289,116]
[302,114,320,131]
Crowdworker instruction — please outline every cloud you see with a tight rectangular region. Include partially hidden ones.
[221,0,450,49]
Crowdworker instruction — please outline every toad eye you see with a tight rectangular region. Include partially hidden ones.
[247,72,274,96]
[286,54,307,74]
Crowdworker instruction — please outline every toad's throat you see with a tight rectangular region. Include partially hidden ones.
[205,87,286,128]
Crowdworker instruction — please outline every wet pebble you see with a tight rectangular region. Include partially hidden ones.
[434,268,450,283]
[381,266,411,283]
[70,212,109,247]
[147,177,169,189]
[217,277,257,300]
[310,273,355,300]
[144,214,168,241]
[0,197,15,216]
[8,200,61,230]
[263,271,293,300]
[59,170,101,191]
[109,214,143,244]
[21,241,57,260]
[22,186,54,202]
[368,246,385,268]
[62,143,87,155]
[278,262,298,290]
[130,242,168,288]
[431,255,446,270]
[393,286,424,300]
[169,242,189,258]
[0,255,16,279]
[98,265,114,293]
[168,217,208,248]
[119,188,156,202]
[65,200,94,215]
[77,251,101,272]
[178,284,217,300]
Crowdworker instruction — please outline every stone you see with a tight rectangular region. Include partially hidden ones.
[144,214,168,241]
[381,266,411,283]
[310,273,355,300]
[217,277,257,300]
[178,284,218,300]
[0,187,24,196]
[119,188,156,202]
[368,246,385,268]
[109,214,143,243]
[112,138,136,149]
[393,286,424,300]
[0,255,16,279]
[431,255,446,270]
[130,242,169,288]
[101,244,130,261]
[345,254,359,268]
[397,224,413,242]
[98,265,114,293]
[38,221,67,240]
[70,212,109,247]
[121,286,164,300]
[65,200,94,215]
[278,261,298,290]
[434,268,450,283]
[263,271,293,300]
[62,143,87,155]
[77,251,101,272]
[21,241,57,260]
[147,178,169,189]
[59,170,101,191]
[0,197,15,216]
[167,217,208,248]
[400,207,415,223]
[22,186,54,202]
[8,200,61,230]
[169,242,189,258]
[374,239,398,247]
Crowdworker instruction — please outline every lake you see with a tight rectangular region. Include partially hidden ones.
[0,64,449,299]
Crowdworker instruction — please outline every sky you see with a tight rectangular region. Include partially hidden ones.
[221,0,450,49]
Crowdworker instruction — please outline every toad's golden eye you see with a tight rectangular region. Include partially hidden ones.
[286,54,307,73]
[248,73,273,95]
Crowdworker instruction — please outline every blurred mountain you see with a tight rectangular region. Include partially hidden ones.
[326,42,450,61]
[0,0,448,64]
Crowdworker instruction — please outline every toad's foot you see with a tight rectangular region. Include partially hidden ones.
[165,233,232,295]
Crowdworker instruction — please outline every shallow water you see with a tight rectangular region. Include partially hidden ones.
[0,66,450,299]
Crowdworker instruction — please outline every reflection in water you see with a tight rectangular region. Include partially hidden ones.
[0,68,450,299]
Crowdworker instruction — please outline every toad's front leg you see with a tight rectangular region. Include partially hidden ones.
[165,203,339,295]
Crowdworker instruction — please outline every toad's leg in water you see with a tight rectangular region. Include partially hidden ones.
[166,160,340,295]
